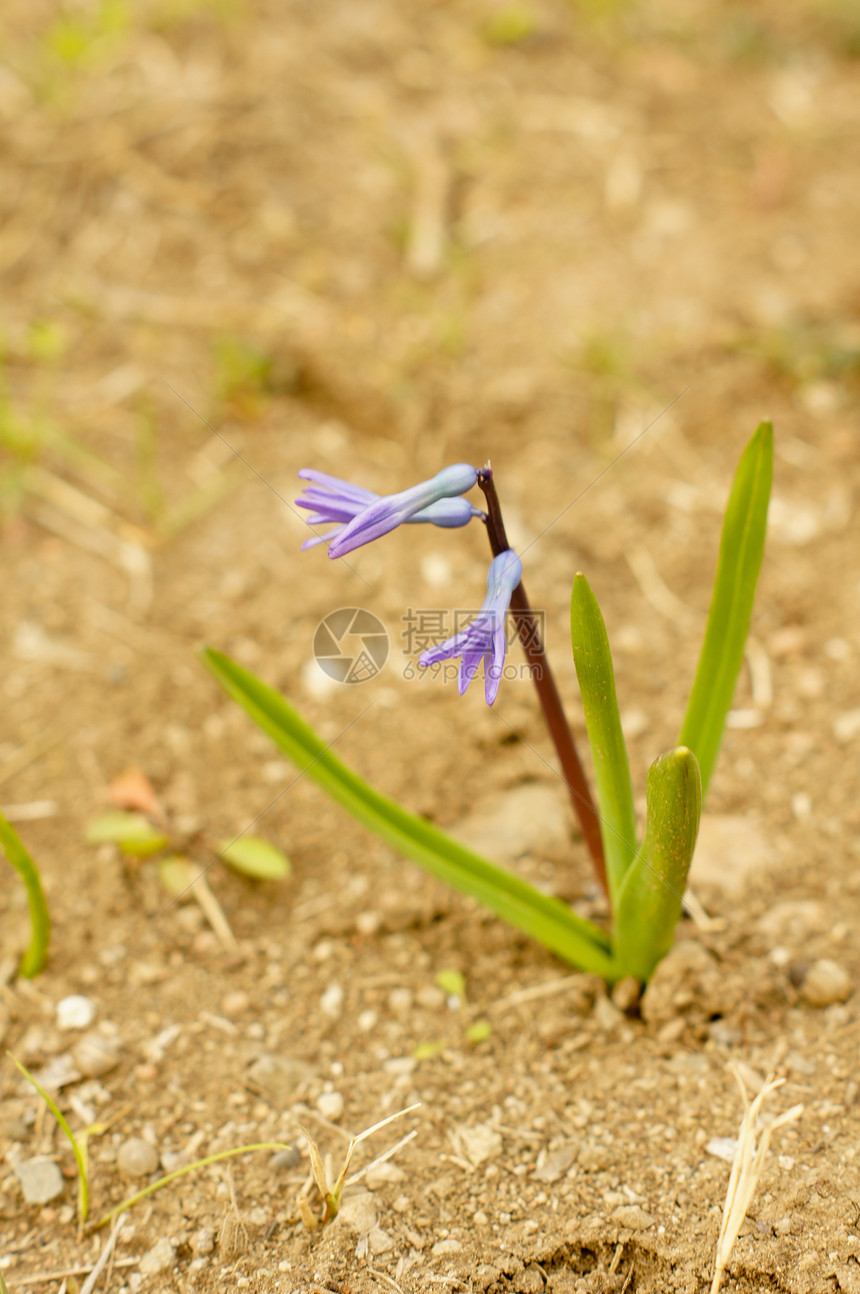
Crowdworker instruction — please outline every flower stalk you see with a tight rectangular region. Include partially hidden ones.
[476,467,607,895]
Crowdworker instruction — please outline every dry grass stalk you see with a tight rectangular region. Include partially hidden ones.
[296,1103,420,1229]
[711,1065,803,1294]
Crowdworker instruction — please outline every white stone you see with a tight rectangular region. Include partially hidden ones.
[316,1090,344,1121]
[320,984,344,1019]
[335,1190,377,1234]
[56,995,97,1031]
[73,1034,119,1078]
[802,960,851,1007]
[118,1137,160,1178]
[139,1238,176,1275]
[14,1157,65,1204]
[834,709,860,744]
[456,1122,502,1167]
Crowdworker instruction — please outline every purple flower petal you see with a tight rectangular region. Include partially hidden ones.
[327,464,478,559]
[417,550,522,705]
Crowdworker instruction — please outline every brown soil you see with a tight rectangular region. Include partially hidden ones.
[2,2,859,1292]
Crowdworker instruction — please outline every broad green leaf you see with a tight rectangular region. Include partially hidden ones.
[202,649,616,978]
[0,813,50,978]
[570,573,638,908]
[613,747,701,983]
[85,810,169,857]
[680,423,773,798]
[219,835,291,881]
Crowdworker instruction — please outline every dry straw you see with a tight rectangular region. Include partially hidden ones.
[711,1065,803,1294]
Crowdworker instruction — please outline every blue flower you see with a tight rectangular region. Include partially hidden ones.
[295,464,479,558]
[419,549,522,705]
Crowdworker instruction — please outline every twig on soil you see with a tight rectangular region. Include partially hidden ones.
[369,1268,407,1294]
[79,1219,123,1294]
[711,1066,803,1294]
[492,975,583,1013]
[15,1257,135,1287]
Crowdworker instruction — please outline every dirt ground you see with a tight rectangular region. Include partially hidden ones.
[2,2,860,1291]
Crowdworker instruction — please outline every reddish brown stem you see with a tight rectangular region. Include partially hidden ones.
[477,467,607,897]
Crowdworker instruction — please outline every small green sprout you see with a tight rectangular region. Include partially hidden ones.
[0,814,51,978]
[204,423,772,985]
[295,1105,419,1229]
[85,772,290,946]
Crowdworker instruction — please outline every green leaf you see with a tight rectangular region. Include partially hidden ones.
[0,813,50,978]
[202,649,617,978]
[219,835,291,881]
[92,1141,294,1232]
[680,423,773,798]
[85,811,170,857]
[10,1053,89,1228]
[436,969,467,1000]
[157,854,196,897]
[413,1039,446,1060]
[613,747,702,983]
[465,1020,493,1045]
[570,573,638,908]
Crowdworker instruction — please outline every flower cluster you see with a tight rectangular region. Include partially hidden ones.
[297,465,522,704]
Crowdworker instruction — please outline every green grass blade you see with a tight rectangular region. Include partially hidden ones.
[92,1142,293,1231]
[570,574,637,909]
[10,1053,89,1227]
[612,746,701,983]
[0,813,51,978]
[680,422,773,798]
[202,649,615,976]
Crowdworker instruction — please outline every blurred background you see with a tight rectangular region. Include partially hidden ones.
[1,0,858,864]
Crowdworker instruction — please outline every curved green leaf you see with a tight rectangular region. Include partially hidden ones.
[570,573,638,908]
[680,423,773,798]
[202,648,615,976]
[219,835,291,881]
[613,746,701,983]
[0,813,50,978]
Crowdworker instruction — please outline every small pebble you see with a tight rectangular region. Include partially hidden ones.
[611,977,642,1014]
[270,1145,302,1171]
[368,1225,394,1254]
[221,991,249,1016]
[357,1009,378,1032]
[612,1204,654,1231]
[388,987,413,1014]
[14,1157,65,1204]
[432,1238,463,1255]
[191,1226,215,1255]
[336,1190,377,1234]
[139,1237,175,1275]
[593,996,624,1031]
[117,1137,160,1178]
[834,709,860,744]
[801,959,852,1007]
[316,1090,345,1121]
[56,996,97,1031]
[73,1034,120,1078]
[320,984,344,1019]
